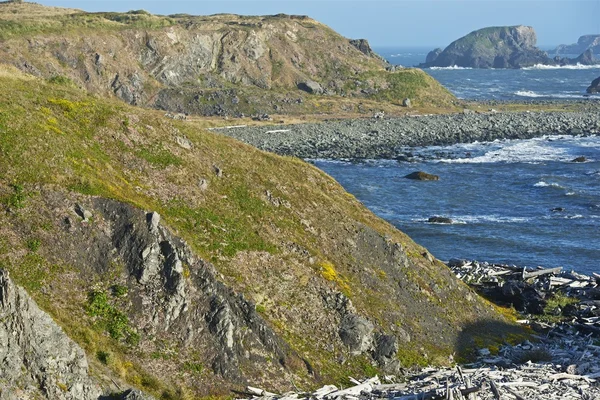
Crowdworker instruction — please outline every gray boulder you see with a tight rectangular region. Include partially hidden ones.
[297,80,324,95]
[0,270,101,399]
[339,314,374,355]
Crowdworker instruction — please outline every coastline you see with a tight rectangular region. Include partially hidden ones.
[215,109,600,160]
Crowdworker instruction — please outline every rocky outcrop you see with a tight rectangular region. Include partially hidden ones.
[587,76,600,93]
[420,26,550,68]
[425,48,442,63]
[572,49,596,65]
[0,270,101,400]
[555,34,600,56]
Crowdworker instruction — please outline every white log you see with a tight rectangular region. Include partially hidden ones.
[325,376,380,398]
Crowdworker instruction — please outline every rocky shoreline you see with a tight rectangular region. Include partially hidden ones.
[215,108,600,160]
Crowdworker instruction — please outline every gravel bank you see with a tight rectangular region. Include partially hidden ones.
[215,111,600,159]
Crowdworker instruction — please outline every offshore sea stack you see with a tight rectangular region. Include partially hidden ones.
[420,25,550,68]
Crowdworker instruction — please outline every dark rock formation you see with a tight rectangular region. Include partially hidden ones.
[555,34,600,56]
[572,156,587,163]
[587,76,600,93]
[420,26,550,69]
[0,269,101,399]
[405,171,439,181]
[428,216,453,224]
[425,48,443,64]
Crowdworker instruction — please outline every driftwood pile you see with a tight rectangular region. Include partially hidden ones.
[240,331,600,400]
[447,259,600,331]
[240,261,600,400]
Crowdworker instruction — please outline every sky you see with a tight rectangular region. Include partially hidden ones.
[36,0,598,48]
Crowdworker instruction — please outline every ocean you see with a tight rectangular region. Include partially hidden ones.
[375,46,600,101]
[314,47,600,274]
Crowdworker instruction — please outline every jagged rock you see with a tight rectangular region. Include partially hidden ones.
[405,171,439,181]
[573,49,596,65]
[428,216,453,224]
[402,98,412,108]
[297,80,323,95]
[339,314,374,355]
[0,269,101,399]
[555,34,600,55]
[425,48,442,63]
[572,156,587,162]
[587,76,600,94]
[349,38,376,57]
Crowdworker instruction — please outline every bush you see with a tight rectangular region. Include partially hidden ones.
[26,238,41,252]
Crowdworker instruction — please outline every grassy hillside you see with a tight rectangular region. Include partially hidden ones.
[0,65,523,398]
[0,1,457,116]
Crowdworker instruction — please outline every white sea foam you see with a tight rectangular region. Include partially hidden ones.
[451,215,531,224]
[534,181,563,189]
[514,90,586,99]
[522,63,600,70]
[428,65,473,70]
[438,137,569,164]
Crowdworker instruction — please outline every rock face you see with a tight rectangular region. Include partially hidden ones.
[573,49,596,65]
[587,76,600,93]
[555,34,600,56]
[0,270,101,400]
[425,48,443,63]
[420,26,550,68]
[0,4,399,117]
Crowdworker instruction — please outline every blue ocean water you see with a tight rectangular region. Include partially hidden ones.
[309,47,600,274]
[374,46,600,101]
[314,136,600,274]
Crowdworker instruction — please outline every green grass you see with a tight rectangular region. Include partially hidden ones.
[0,6,176,40]
[87,289,139,345]
[0,65,523,396]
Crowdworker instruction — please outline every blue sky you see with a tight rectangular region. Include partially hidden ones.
[37,1,597,48]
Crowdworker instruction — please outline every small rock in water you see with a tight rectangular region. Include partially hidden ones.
[428,216,453,224]
[572,156,587,163]
[405,171,439,181]
[551,207,565,212]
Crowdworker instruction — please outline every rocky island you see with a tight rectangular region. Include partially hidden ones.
[421,25,598,69]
